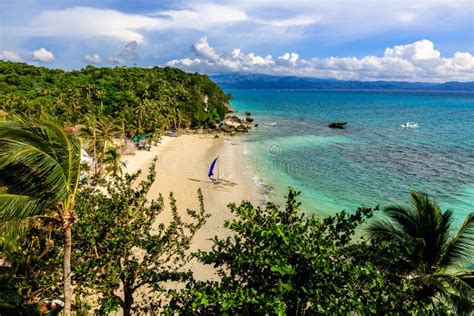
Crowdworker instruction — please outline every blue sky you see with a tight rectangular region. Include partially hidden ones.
[0,0,473,82]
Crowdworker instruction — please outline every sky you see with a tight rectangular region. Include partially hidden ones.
[0,0,473,82]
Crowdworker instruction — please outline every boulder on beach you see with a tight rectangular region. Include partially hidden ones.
[328,122,347,129]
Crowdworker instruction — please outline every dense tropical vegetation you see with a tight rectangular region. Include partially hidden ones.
[0,61,231,180]
[0,62,473,314]
[0,61,230,133]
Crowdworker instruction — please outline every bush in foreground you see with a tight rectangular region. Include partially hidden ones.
[167,189,441,314]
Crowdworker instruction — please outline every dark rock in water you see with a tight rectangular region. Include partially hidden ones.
[254,124,259,127]
[245,117,254,122]
[245,111,251,116]
[328,122,347,129]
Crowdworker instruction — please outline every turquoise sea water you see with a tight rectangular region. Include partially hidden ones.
[229,89,474,228]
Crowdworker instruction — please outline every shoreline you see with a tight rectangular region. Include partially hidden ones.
[121,134,263,280]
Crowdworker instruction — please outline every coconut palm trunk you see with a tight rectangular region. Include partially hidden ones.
[0,116,82,315]
[64,221,73,314]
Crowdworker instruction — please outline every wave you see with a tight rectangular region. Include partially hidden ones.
[252,174,273,203]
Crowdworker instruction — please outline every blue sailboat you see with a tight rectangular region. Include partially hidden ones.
[208,156,220,182]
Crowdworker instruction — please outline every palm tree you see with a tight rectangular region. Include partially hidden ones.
[0,115,81,315]
[103,146,125,177]
[81,115,100,177]
[367,191,474,313]
[81,116,122,177]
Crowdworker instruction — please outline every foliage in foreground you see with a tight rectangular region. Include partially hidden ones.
[73,161,207,315]
[167,189,440,314]
[0,217,62,316]
[367,191,474,314]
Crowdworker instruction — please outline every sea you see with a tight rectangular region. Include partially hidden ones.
[228,89,474,228]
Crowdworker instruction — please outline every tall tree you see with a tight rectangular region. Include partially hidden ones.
[367,191,474,313]
[0,115,82,315]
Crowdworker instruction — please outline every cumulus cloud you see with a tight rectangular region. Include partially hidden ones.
[384,40,440,60]
[167,38,474,82]
[83,54,102,64]
[31,48,54,63]
[0,50,22,62]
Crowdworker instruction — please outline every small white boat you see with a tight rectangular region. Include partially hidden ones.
[401,121,419,128]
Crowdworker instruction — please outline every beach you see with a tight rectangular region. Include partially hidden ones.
[122,134,262,280]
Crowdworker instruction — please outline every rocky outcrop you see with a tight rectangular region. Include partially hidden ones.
[218,113,254,134]
[328,122,347,129]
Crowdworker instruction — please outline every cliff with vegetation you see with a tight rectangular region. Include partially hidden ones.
[0,61,231,136]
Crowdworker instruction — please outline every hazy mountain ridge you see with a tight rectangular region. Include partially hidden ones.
[212,74,474,92]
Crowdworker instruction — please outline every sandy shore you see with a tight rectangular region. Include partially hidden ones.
[121,134,262,280]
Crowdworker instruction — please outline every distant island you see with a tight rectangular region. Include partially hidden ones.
[212,73,474,92]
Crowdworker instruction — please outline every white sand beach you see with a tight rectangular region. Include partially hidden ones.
[121,134,262,280]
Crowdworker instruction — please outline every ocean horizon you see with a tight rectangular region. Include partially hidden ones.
[230,89,474,228]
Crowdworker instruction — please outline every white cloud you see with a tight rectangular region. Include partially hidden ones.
[82,54,102,64]
[278,52,299,65]
[384,40,440,60]
[157,3,247,29]
[0,50,22,62]
[21,7,163,43]
[167,38,474,82]
[12,4,247,43]
[257,15,320,28]
[31,48,55,63]
[192,37,220,61]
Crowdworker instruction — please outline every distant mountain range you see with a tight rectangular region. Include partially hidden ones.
[211,74,474,92]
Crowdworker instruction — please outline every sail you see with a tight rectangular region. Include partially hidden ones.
[208,157,218,178]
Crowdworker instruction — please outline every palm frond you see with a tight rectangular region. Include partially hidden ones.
[0,193,44,220]
[0,138,68,200]
[383,205,419,237]
[0,116,81,202]
[0,218,32,252]
[434,273,474,314]
[366,218,406,241]
[441,213,474,269]
[41,120,82,194]
[0,116,81,244]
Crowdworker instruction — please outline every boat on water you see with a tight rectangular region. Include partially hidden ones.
[401,121,419,128]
